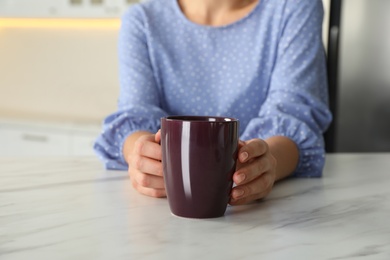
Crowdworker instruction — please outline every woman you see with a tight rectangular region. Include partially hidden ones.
[94,0,332,205]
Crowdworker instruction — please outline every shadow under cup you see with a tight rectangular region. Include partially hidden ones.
[161,116,239,218]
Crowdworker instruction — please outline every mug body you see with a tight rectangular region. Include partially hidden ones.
[161,116,239,218]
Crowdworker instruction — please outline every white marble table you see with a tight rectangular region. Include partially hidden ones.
[1,154,390,260]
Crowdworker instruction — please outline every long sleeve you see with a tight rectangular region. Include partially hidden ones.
[241,0,332,177]
[94,6,167,170]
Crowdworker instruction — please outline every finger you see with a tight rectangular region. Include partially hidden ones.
[238,139,268,163]
[130,154,163,177]
[235,140,247,170]
[134,171,165,189]
[155,129,161,143]
[229,182,272,205]
[230,172,274,202]
[135,136,162,160]
[233,156,271,185]
[131,177,166,198]
[229,185,271,205]
[129,165,165,189]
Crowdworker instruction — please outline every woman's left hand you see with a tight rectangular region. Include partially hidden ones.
[230,138,277,205]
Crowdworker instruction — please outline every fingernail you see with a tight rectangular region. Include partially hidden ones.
[232,189,244,199]
[239,152,248,162]
[235,173,245,184]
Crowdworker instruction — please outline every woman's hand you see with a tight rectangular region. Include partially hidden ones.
[229,139,277,205]
[126,130,166,198]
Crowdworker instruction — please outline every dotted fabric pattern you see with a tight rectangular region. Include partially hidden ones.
[94,0,332,177]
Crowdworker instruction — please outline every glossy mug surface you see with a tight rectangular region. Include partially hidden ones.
[161,116,239,218]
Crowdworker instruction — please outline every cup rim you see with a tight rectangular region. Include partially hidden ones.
[162,115,238,123]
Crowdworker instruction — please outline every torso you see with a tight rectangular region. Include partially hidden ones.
[129,0,287,134]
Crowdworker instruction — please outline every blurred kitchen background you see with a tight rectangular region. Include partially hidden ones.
[0,0,139,157]
[0,0,389,157]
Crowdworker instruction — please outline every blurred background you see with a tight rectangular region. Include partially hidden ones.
[0,0,139,157]
[0,0,389,157]
[333,0,390,152]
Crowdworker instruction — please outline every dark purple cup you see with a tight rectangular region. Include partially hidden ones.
[161,116,239,218]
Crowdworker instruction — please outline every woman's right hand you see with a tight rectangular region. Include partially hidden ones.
[126,130,166,197]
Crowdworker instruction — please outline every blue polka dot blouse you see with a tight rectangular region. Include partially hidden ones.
[94,0,332,177]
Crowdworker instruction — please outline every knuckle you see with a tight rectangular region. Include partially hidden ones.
[258,177,268,192]
[126,153,132,165]
[137,173,150,187]
[245,139,267,158]
[149,189,158,197]
[255,159,264,174]
[135,140,145,155]
[271,156,277,168]
[132,155,143,170]
[131,178,138,189]
[244,184,254,196]
[258,140,268,154]
[251,138,263,149]
[264,173,273,189]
